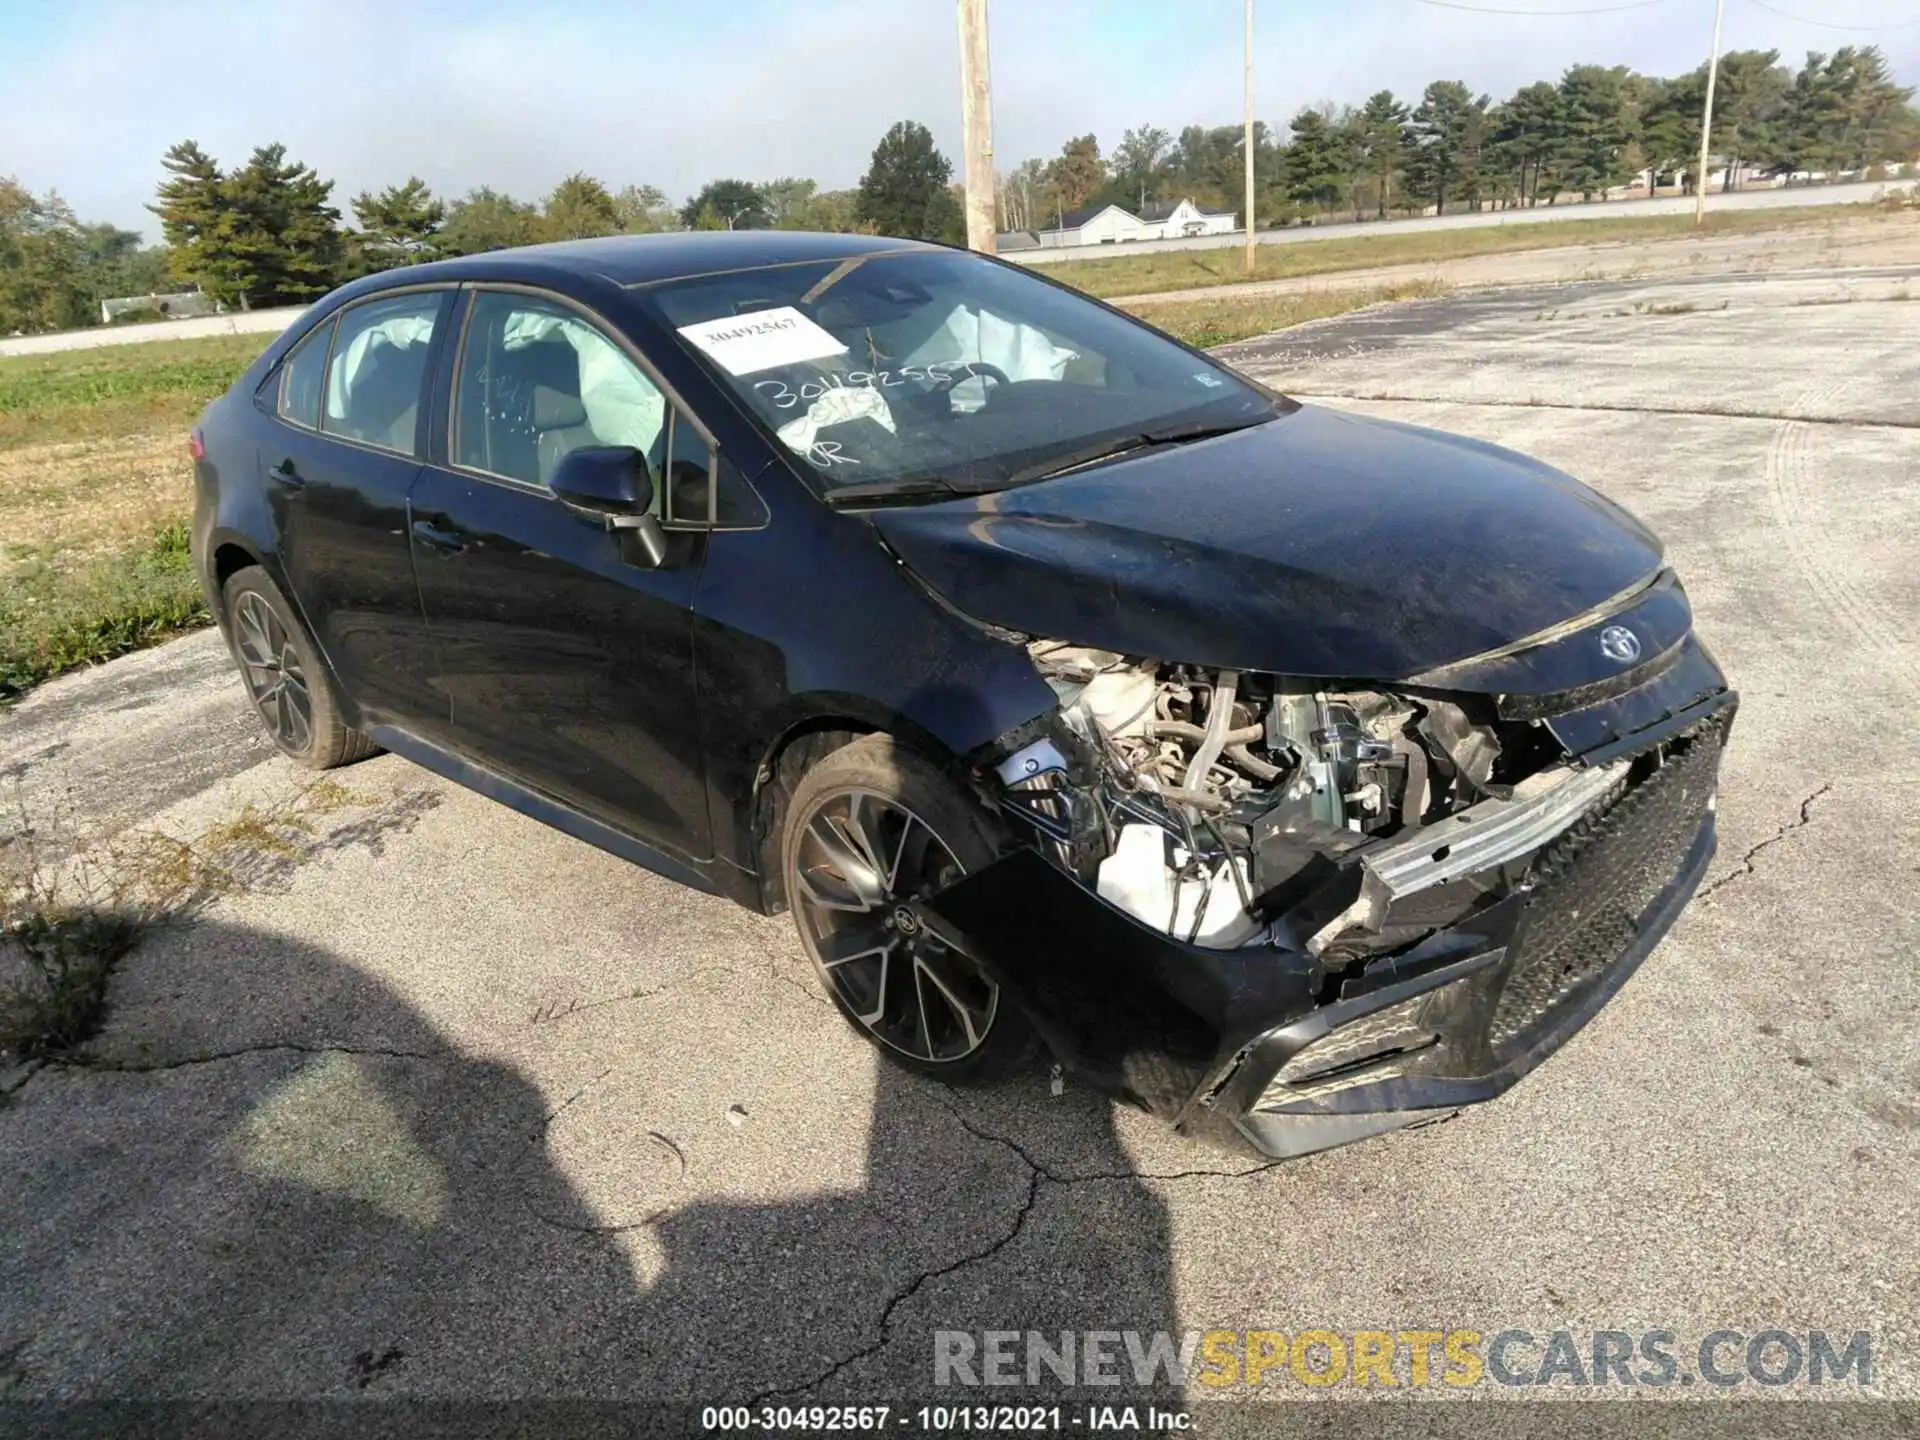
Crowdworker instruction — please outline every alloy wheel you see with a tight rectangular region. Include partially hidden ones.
[789,788,999,1064]
[232,591,313,755]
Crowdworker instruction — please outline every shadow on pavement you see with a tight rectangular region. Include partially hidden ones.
[0,916,1180,1415]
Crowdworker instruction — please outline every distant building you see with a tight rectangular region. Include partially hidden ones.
[100,291,223,325]
[1034,198,1237,248]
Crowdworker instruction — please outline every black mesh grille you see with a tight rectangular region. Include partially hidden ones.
[1489,717,1724,1052]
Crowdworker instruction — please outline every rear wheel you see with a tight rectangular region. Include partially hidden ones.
[222,567,379,770]
[781,734,1032,1083]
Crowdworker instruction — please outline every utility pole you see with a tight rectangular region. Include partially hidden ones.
[1694,0,1726,225]
[1244,0,1257,273]
[957,0,997,253]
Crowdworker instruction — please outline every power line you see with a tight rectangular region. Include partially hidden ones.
[1409,0,1668,14]
[1744,0,1920,29]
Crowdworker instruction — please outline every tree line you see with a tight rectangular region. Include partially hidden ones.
[1004,45,1917,230]
[2,44,1914,332]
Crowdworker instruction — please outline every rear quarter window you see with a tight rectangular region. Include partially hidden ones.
[277,320,332,430]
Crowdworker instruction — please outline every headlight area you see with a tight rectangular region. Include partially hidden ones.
[917,639,1730,1159]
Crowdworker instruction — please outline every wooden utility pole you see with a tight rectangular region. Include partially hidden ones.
[1243,0,1257,273]
[957,0,997,253]
[1694,0,1726,225]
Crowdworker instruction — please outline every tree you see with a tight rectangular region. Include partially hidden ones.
[759,177,819,228]
[1282,107,1352,211]
[1765,47,1915,181]
[0,179,88,333]
[856,121,961,241]
[543,172,620,239]
[149,141,344,307]
[1113,124,1173,210]
[1353,91,1410,217]
[440,187,546,255]
[1409,81,1490,214]
[1043,134,1106,213]
[611,184,676,233]
[1555,65,1642,200]
[215,144,344,306]
[351,176,445,265]
[679,179,768,230]
[148,140,224,289]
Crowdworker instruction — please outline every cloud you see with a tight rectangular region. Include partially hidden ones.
[4,0,1914,239]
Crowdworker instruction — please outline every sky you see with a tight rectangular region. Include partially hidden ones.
[2,0,1916,240]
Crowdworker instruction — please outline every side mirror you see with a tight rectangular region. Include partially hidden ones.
[550,446,668,568]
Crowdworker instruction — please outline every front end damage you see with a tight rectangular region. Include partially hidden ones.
[920,610,1734,1160]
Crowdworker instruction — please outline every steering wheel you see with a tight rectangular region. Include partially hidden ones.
[931,361,1011,395]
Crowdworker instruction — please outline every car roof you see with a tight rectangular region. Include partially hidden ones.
[392,230,940,292]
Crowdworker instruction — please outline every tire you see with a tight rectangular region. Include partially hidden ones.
[221,567,380,770]
[781,733,1034,1084]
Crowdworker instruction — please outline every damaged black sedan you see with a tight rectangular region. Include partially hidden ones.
[191,231,1734,1161]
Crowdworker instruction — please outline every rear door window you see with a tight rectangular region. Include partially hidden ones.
[276,320,332,430]
[322,291,446,456]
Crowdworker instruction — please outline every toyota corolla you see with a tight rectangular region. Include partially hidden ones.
[190,232,1734,1160]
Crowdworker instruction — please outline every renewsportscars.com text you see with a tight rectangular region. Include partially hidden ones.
[933,1328,1873,1390]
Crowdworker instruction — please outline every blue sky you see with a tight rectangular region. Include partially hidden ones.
[3,0,1915,239]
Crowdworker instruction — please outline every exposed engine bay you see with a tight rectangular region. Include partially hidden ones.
[990,641,1595,967]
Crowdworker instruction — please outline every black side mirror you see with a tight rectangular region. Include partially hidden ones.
[550,446,668,567]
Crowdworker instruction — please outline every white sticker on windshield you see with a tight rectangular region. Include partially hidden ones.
[676,306,847,376]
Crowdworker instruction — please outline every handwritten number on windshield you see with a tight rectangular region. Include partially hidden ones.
[754,362,980,412]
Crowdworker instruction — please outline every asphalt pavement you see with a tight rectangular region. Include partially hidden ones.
[1,264,1914,1430]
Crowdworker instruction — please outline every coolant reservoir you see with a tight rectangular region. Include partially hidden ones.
[1096,824,1262,947]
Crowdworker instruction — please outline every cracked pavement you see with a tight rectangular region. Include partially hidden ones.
[1,261,1916,1423]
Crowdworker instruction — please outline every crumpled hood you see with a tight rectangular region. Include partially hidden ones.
[872,404,1666,681]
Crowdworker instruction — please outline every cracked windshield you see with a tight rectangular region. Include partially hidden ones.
[645,248,1282,496]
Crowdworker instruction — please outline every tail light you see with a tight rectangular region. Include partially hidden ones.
[188,428,206,461]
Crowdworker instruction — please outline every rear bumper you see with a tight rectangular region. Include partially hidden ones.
[923,703,1728,1162]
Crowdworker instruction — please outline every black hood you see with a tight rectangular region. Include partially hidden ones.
[872,404,1667,683]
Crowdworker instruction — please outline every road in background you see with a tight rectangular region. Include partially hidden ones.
[1014,176,1915,265]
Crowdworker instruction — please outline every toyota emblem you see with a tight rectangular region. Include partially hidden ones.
[1599,625,1642,664]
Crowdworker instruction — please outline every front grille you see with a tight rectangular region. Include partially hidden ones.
[1489,717,1724,1052]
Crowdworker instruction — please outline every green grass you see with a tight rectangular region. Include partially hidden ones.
[0,333,271,450]
[1034,204,1893,300]
[0,521,210,699]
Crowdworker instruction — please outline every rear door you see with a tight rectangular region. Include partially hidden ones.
[264,287,452,730]
[407,286,711,861]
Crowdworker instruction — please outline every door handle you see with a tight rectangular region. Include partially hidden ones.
[410,519,467,554]
[268,458,305,487]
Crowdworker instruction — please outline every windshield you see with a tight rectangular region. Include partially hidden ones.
[639,249,1284,497]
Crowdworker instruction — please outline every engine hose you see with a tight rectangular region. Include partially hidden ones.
[1225,743,1282,781]
[1146,719,1263,745]
[1182,670,1240,795]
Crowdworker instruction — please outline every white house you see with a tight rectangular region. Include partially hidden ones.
[1035,198,1237,248]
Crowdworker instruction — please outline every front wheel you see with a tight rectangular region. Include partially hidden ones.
[780,734,1032,1083]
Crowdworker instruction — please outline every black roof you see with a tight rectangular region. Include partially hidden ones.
[405,230,936,291]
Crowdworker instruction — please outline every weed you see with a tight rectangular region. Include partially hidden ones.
[1646,302,1699,315]
[0,781,364,1065]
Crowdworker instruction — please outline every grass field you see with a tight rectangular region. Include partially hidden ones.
[1036,204,1883,299]
[0,335,271,698]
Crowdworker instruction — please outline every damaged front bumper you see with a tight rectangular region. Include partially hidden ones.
[920,703,1729,1162]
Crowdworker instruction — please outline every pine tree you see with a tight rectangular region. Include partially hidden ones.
[1355,91,1410,217]
[352,176,446,265]
[440,188,547,255]
[1282,108,1352,211]
[1409,82,1490,215]
[857,121,961,241]
[148,140,224,290]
